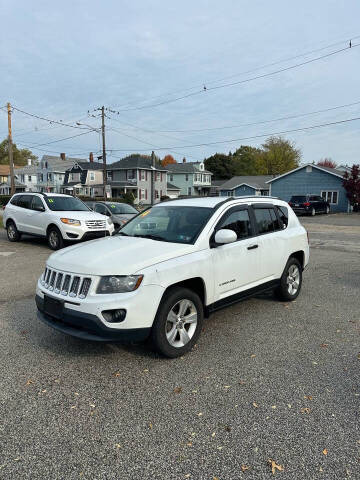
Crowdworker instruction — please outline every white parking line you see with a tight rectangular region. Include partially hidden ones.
[0,252,15,257]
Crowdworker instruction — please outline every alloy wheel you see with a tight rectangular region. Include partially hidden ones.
[7,224,16,240]
[286,265,300,295]
[165,299,198,348]
[49,231,59,249]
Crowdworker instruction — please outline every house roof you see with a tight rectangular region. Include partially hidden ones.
[0,164,23,175]
[41,155,87,172]
[108,155,167,171]
[14,164,38,175]
[69,161,104,171]
[220,175,273,190]
[266,164,344,183]
[166,162,212,174]
[167,182,181,190]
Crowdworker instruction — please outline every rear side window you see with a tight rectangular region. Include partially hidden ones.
[253,208,280,234]
[218,209,252,240]
[276,206,288,227]
[17,195,33,209]
[10,196,20,206]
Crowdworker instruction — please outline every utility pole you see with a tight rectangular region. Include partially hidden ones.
[101,106,107,201]
[7,103,15,196]
[151,150,155,206]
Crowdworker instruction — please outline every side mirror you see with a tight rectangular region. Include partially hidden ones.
[214,229,237,245]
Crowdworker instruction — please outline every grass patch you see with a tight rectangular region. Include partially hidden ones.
[0,217,3,229]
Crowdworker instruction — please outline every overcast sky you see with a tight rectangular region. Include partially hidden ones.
[1,0,359,166]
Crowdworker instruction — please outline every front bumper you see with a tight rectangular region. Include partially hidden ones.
[35,294,151,342]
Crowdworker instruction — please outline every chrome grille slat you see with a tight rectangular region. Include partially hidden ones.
[69,276,80,297]
[41,268,92,299]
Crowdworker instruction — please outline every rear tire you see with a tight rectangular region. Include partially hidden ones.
[151,287,204,358]
[6,221,21,242]
[275,258,302,301]
[325,206,330,214]
[47,226,64,250]
[310,207,316,216]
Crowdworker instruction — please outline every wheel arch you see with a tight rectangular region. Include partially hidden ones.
[46,223,62,237]
[5,217,16,228]
[289,250,305,270]
[160,277,207,311]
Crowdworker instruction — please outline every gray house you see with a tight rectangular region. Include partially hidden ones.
[268,164,350,213]
[106,155,167,204]
[219,175,273,197]
[166,161,212,196]
[15,159,38,192]
[36,154,82,193]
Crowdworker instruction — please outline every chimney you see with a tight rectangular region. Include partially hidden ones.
[89,152,94,163]
[60,153,66,161]
[27,158,32,166]
[182,157,186,163]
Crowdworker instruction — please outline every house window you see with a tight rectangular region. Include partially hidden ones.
[187,187,191,195]
[155,190,159,199]
[140,170,145,181]
[155,172,160,181]
[107,171,113,180]
[127,169,136,180]
[227,191,232,197]
[28,175,32,182]
[90,172,95,181]
[38,174,43,182]
[139,189,145,200]
[20,175,25,182]
[185,174,189,181]
[306,166,312,173]
[170,174,173,182]
[48,173,52,181]
[321,190,338,204]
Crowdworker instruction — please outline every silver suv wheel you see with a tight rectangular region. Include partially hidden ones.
[286,264,300,295]
[165,299,198,347]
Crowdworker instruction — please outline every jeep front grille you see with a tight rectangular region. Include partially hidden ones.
[41,268,92,299]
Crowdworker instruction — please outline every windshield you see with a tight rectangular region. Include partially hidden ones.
[290,196,307,203]
[119,206,213,244]
[45,196,90,212]
[106,203,137,215]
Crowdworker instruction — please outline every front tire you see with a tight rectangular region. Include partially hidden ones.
[151,287,204,358]
[6,221,21,242]
[275,258,302,301]
[47,226,64,250]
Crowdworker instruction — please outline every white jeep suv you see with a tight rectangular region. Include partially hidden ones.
[4,193,114,250]
[35,196,309,357]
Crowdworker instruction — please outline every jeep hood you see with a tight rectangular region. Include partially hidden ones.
[47,236,194,275]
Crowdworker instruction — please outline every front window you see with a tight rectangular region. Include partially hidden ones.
[321,191,338,204]
[44,196,90,211]
[119,206,213,244]
[218,209,252,240]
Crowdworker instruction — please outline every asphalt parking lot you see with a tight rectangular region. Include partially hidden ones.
[0,214,359,480]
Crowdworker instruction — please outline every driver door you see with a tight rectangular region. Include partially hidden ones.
[211,205,262,302]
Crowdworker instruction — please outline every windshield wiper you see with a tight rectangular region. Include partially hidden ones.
[134,234,168,242]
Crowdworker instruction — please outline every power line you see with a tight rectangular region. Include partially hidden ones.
[110,40,359,112]
[26,129,97,149]
[145,100,360,133]
[11,106,91,130]
[15,142,95,156]
[107,115,360,152]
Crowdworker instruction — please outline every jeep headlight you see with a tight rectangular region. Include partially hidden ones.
[107,217,113,225]
[96,275,143,294]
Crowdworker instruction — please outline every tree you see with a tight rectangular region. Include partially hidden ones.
[232,145,263,175]
[204,153,236,179]
[258,136,301,175]
[343,164,360,209]
[0,138,38,166]
[161,154,177,167]
[317,158,337,169]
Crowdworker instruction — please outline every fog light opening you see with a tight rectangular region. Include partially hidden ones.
[102,309,127,323]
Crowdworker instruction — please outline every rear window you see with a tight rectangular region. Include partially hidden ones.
[10,195,21,206]
[290,196,307,203]
[276,206,288,227]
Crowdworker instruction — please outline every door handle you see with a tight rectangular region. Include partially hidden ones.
[247,244,258,250]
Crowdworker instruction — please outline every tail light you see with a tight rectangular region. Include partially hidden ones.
[303,202,310,206]
[288,202,292,206]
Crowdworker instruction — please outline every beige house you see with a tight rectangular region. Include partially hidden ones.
[61,161,104,197]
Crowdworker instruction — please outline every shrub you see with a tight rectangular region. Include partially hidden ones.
[0,195,11,206]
